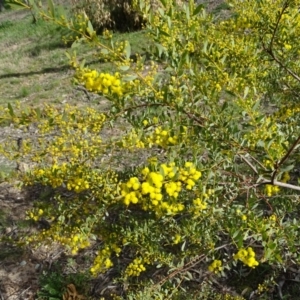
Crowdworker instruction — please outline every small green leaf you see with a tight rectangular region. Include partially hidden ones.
[118,65,130,71]
[47,0,55,18]
[124,42,131,60]
[158,7,165,16]
[185,5,190,20]
[80,59,86,69]
[100,48,109,55]
[243,86,249,99]
[160,0,167,7]
[34,108,41,119]
[87,20,95,37]
[155,43,166,57]
[56,5,66,18]
[7,103,14,117]
[280,164,294,173]
[193,4,204,16]
[158,29,170,37]
[181,240,186,251]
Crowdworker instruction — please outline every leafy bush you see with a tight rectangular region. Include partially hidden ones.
[1,0,300,298]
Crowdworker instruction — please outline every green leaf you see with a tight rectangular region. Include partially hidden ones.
[158,7,165,16]
[100,48,109,55]
[56,5,66,19]
[185,5,190,20]
[181,240,186,251]
[193,4,204,16]
[71,38,85,49]
[124,42,131,60]
[65,52,71,59]
[202,40,208,54]
[158,29,170,37]
[7,103,14,117]
[47,0,55,18]
[243,86,249,99]
[27,0,38,10]
[80,59,86,69]
[34,108,41,119]
[280,164,294,173]
[155,43,166,57]
[167,16,171,28]
[118,65,130,71]
[87,20,94,37]
[7,0,26,7]
[160,0,167,7]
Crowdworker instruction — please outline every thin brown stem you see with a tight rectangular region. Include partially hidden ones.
[271,135,300,183]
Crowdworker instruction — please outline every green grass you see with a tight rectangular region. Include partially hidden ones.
[0,6,149,107]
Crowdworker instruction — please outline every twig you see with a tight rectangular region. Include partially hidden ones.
[271,135,300,182]
[268,1,290,52]
[239,155,258,175]
[75,86,91,101]
[267,51,300,83]
[257,178,300,191]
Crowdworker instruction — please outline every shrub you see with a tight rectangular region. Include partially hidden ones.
[1,0,300,298]
[69,0,146,32]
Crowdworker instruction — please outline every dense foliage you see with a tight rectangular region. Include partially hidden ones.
[1,0,300,298]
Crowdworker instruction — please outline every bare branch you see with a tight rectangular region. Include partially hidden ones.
[239,154,258,174]
[258,179,300,192]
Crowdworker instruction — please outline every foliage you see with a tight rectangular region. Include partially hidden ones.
[1,0,300,298]
[69,0,148,33]
[37,267,89,300]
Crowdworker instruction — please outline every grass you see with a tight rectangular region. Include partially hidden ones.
[0,7,150,108]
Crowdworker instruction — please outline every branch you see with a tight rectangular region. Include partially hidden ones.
[271,135,300,182]
[268,1,290,52]
[239,154,258,175]
[258,179,300,192]
[268,52,300,83]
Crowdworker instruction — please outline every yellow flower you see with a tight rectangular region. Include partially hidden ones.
[208,260,223,273]
[284,43,292,50]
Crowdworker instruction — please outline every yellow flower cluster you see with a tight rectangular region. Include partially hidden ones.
[257,283,269,294]
[27,208,44,221]
[172,234,182,245]
[121,129,145,149]
[263,159,273,169]
[120,161,202,215]
[32,164,91,192]
[48,229,91,255]
[281,172,290,183]
[193,198,207,210]
[90,244,121,276]
[265,184,280,197]
[147,126,178,147]
[208,259,223,273]
[125,257,147,277]
[244,117,278,150]
[275,105,300,121]
[178,162,202,189]
[234,247,259,268]
[69,233,91,255]
[61,13,89,45]
[76,69,124,96]
[120,125,189,150]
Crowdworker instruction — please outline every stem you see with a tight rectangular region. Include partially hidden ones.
[272,135,300,182]
[258,179,300,192]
